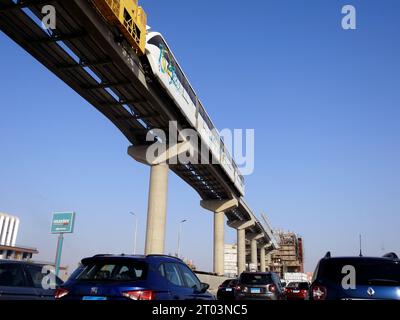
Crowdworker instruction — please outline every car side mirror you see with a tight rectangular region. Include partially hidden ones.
[199,282,209,294]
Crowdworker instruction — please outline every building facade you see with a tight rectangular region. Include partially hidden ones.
[0,212,39,261]
[0,213,20,247]
[223,244,238,277]
[266,231,304,278]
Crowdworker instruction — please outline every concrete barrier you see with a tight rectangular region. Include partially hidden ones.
[196,272,231,296]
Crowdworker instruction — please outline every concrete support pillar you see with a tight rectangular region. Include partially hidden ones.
[228,219,256,276]
[201,197,238,276]
[251,239,258,269]
[260,246,266,272]
[214,212,225,276]
[145,163,169,255]
[237,228,246,275]
[266,251,273,271]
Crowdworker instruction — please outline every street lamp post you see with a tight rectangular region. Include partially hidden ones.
[129,212,138,255]
[176,219,187,258]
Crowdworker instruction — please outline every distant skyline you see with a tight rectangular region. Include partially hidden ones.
[0,0,399,273]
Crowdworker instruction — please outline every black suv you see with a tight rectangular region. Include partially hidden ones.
[309,252,400,300]
[0,260,63,300]
[217,278,238,300]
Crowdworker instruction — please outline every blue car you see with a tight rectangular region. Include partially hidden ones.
[55,254,214,300]
[309,252,400,300]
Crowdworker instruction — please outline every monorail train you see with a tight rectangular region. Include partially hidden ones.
[145,31,245,196]
[91,0,245,196]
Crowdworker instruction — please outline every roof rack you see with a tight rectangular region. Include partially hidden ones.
[382,252,399,260]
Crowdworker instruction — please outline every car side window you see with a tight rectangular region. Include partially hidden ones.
[161,263,184,287]
[25,265,62,288]
[0,264,26,287]
[178,264,201,291]
[312,262,320,283]
[25,265,45,288]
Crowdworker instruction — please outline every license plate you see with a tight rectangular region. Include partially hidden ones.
[225,288,233,292]
[250,288,261,294]
[82,296,107,301]
[293,290,300,293]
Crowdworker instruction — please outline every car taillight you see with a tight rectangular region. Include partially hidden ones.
[54,288,69,299]
[268,284,277,293]
[312,285,327,300]
[122,290,156,300]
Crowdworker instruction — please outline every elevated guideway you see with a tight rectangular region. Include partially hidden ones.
[0,0,277,274]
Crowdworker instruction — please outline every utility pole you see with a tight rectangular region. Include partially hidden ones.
[176,219,187,258]
[129,212,138,254]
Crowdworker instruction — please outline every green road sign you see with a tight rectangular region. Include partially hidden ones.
[51,212,75,234]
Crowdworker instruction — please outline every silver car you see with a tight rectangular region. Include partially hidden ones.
[235,272,286,300]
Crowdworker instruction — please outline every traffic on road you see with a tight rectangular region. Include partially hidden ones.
[1,251,399,301]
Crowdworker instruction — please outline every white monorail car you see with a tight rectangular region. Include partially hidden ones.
[145,31,245,196]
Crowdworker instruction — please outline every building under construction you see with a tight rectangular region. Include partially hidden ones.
[265,231,304,278]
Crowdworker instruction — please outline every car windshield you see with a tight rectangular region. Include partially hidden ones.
[77,260,147,282]
[221,280,231,287]
[320,259,400,286]
[287,282,309,290]
[229,279,238,287]
[240,273,273,285]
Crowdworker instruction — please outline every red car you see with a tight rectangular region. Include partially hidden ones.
[285,282,310,300]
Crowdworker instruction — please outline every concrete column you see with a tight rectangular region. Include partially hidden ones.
[237,228,246,275]
[6,217,15,246]
[0,216,10,246]
[145,163,169,255]
[0,215,4,243]
[266,251,273,271]
[228,219,256,276]
[201,198,238,275]
[214,212,225,276]
[251,239,258,269]
[260,246,266,272]
[11,218,20,247]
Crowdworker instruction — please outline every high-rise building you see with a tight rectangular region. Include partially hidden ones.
[0,212,38,261]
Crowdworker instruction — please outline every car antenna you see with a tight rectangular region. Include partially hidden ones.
[359,234,363,257]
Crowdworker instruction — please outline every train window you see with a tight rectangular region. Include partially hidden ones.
[199,106,213,131]
[148,35,197,106]
[198,103,207,123]
[198,102,214,131]
[148,35,163,47]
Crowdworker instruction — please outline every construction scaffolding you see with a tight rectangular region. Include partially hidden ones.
[266,230,304,278]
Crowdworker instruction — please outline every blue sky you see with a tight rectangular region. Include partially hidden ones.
[0,0,399,273]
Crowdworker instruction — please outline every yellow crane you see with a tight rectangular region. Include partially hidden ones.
[91,0,147,56]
